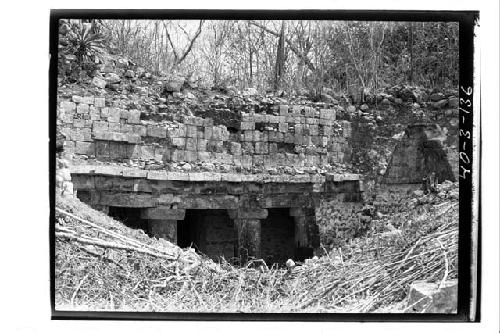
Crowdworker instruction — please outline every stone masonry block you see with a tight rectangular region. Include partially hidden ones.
[185,137,197,151]
[186,125,198,138]
[128,110,141,124]
[147,126,167,138]
[107,108,121,123]
[76,104,89,114]
[72,95,83,103]
[171,137,186,148]
[229,142,242,155]
[279,122,288,132]
[279,105,289,116]
[240,121,255,130]
[82,96,95,105]
[242,142,254,154]
[197,139,207,151]
[255,142,268,154]
[61,101,76,112]
[204,126,213,140]
[75,141,95,155]
[94,97,106,108]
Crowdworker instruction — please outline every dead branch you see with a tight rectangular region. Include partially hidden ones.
[56,231,178,261]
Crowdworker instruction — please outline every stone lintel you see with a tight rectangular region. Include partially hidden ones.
[228,208,268,220]
[148,219,178,244]
[289,207,316,217]
[141,207,186,220]
[99,192,156,208]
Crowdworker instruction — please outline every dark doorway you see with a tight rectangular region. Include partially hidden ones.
[261,208,296,265]
[178,209,235,261]
[108,206,148,232]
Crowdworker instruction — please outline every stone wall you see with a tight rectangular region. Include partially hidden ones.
[57,95,352,174]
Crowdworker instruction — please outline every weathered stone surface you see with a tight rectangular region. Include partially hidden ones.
[405,280,457,313]
[234,218,262,260]
[148,219,177,243]
[141,208,186,220]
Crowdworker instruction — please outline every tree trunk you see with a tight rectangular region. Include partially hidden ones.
[274,21,286,92]
[409,22,414,85]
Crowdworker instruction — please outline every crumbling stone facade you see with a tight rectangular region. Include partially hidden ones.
[376,123,456,213]
[57,94,363,264]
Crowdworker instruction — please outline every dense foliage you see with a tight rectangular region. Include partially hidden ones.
[58,19,458,96]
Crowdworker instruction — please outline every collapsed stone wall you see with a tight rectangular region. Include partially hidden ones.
[57,95,352,174]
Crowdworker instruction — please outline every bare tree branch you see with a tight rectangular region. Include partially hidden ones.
[249,20,315,72]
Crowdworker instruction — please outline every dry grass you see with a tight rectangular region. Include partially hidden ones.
[54,187,458,313]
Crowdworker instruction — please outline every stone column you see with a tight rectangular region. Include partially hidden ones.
[141,207,186,244]
[234,218,262,261]
[289,207,319,258]
[230,208,267,262]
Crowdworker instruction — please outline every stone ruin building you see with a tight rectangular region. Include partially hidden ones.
[56,88,457,265]
[57,95,363,264]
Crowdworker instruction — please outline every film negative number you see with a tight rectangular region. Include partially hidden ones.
[459,85,472,180]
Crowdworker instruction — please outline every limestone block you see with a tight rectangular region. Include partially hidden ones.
[185,137,197,151]
[76,104,89,114]
[122,169,148,178]
[73,119,85,128]
[204,126,213,140]
[171,137,186,148]
[405,280,457,313]
[82,96,95,105]
[107,108,121,123]
[197,139,208,151]
[304,107,315,118]
[142,208,186,220]
[253,154,264,166]
[127,134,141,144]
[165,171,190,181]
[255,142,268,154]
[243,131,253,142]
[94,97,106,108]
[291,105,302,115]
[268,131,277,142]
[133,125,147,136]
[108,122,120,132]
[72,95,83,103]
[241,142,254,154]
[100,107,110,117]
[203,118,214,127]
[171,149,185,162]
[220,128,230,141]
[186,125,198,138]
[198,151,210,161]
[100,192,156,207]
[268,115,279,123]
[320,108,336,120]
[241,121,255,130]
[128,109,141,124]
[185,150,198,162]
[147,126,167,138]
[232,208,268,219]
[254,131,264,142]
[229,142,242,155]
[278,105,288,116]
[241,155,253,169]
[221,173,242,182]
[284,133,294,144]
[61,101,76,112]
[75,141,95,155]
[269,142,278,154]
[279,122,288,132]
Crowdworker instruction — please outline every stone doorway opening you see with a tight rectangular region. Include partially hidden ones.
[108,206,149,233]
[261,208,296,265]
[178,209,235,262]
